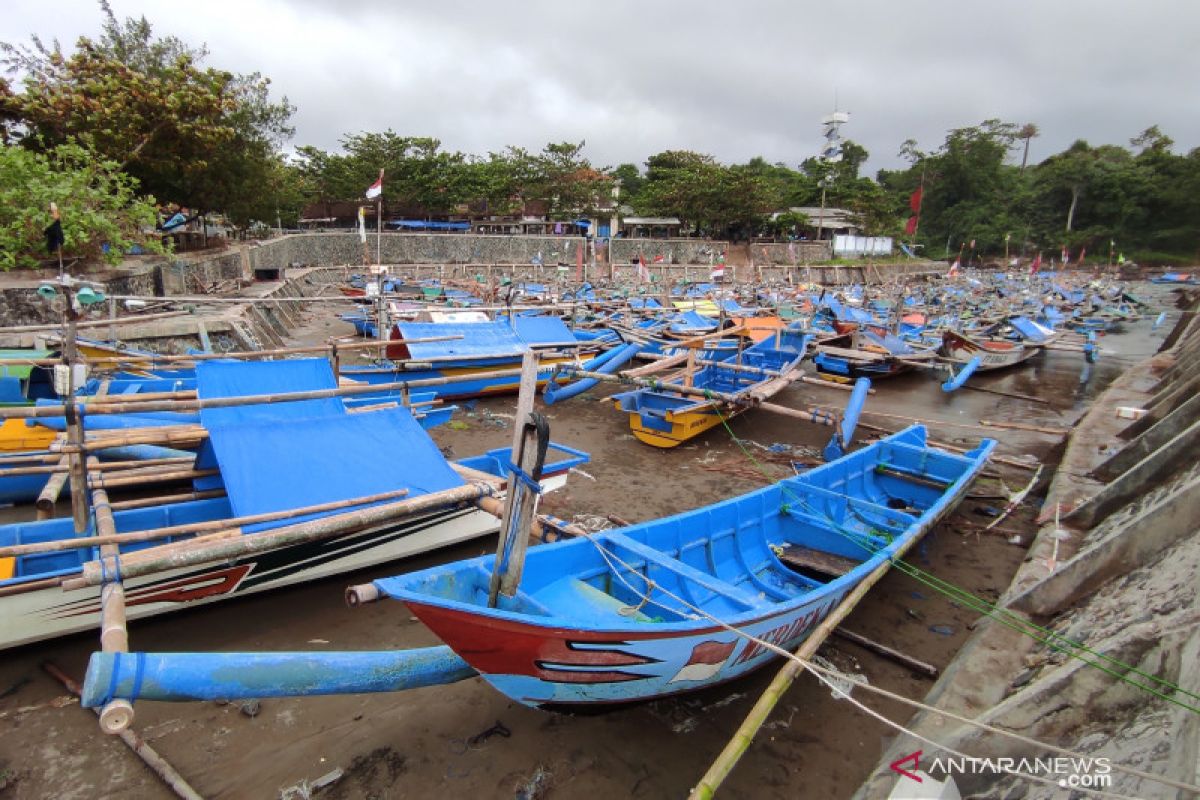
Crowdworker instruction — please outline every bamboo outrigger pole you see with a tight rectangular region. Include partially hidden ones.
[63,481,496,593]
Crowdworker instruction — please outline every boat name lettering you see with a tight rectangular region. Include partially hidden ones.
[732,599,838,666]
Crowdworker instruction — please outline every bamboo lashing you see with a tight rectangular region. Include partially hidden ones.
[0,487,412,558]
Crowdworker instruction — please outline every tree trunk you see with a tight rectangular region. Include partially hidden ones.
[1066,186,1080,232]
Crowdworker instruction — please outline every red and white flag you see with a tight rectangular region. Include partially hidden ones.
[667,640,736,683]
[365,169,384,200]
[711,264,725,280]
[636,254,650,282]
[1030,252,1042,275]
[946,259,961,278]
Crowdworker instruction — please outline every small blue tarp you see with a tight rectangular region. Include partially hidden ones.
[394,322,527,360]
[508,315,577,347]
[193,359,463,530]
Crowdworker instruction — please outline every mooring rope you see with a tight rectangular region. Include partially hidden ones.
[575,529,1198,797]
[713,410,1200,714]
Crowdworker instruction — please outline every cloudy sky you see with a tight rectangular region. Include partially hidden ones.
[3,0,1197,176]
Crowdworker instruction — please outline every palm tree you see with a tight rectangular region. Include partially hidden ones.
[1018,124,1040,174]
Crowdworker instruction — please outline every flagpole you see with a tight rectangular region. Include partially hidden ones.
[911,164,925,245]
[376,198,382,266]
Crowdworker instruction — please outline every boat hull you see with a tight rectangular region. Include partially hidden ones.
[379,426,995,707]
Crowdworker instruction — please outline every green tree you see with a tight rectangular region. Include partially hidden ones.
[0,141,162,270]
[2,1,294,222]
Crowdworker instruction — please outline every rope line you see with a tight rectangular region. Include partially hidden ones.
[713,410,1200,712]
[577,529,1193,797]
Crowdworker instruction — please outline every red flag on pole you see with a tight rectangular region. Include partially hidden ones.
[905,216,918,235]
[1030,252,1042,275]
[909,187,923,212]
[365,169,384,200]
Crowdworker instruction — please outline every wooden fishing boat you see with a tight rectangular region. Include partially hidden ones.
[811,330,938,382]
[940,330,1040,371]
[342,317,599,401]
[81,425,993,713]
[367,425,994,707]
[0,359,589,650]
[611,331,809,447]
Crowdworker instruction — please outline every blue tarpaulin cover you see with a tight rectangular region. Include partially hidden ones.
[394,322,527,359]
[194,359,462,530]
[197,358,344,427]
[508,315,577,347]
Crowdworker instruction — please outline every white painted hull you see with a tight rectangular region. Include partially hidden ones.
[0,473,568,651]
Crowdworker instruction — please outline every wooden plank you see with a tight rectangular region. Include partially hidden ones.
[777,544,859,578]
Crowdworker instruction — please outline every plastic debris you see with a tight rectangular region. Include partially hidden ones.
[929,624,955,636]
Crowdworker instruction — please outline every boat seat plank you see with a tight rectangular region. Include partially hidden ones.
[533,576,653,624]
[776,544,860,579]
[785,483,918,527]
[602,532,764,608]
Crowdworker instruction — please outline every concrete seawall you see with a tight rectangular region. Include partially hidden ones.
[856,291,1200,799]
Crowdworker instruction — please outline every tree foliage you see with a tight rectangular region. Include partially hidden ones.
[1,0,293,222]
[0,141,162,270]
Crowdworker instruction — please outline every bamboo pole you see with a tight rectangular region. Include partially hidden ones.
[0,310,189,335]
[689,513,939,798]
[0,334,466,369]
[88,455,135,735]
[0,455,194,478]
[41,663,204,800]
[63,482,495,591]
[36,455,71,520]
[87,468,217,489]
[0,487,412,558]
[979,419,1069,435]
[108,488,225,512]
[6,367,528,421]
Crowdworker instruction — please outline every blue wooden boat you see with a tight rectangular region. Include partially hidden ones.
[608,331,810,447]
[82,425,992,710]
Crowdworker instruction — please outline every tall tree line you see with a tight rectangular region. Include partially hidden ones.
[1,3,1197,268]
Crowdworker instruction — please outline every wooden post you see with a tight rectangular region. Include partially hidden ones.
[488,350,540,606]
[36,455,70,520]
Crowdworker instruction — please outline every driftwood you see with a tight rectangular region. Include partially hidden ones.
[831,628,939,679]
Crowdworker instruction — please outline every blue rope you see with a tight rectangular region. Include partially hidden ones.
[506,462,543,495]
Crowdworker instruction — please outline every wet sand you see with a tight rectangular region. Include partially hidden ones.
[0,291,1175,799]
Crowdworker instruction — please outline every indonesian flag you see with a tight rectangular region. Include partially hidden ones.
[909,186,923,212]
[637,254,650,282]
[667,640,736,683]
[1030,252,1042,275]
[947,259,961,278]
[653,254,665,263]
[905,216,918,235]
[1061,245,1070,265]
[365,169,384,200]
[711,264,725,280]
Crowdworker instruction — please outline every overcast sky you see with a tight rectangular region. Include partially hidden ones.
[3,0,1197,176]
